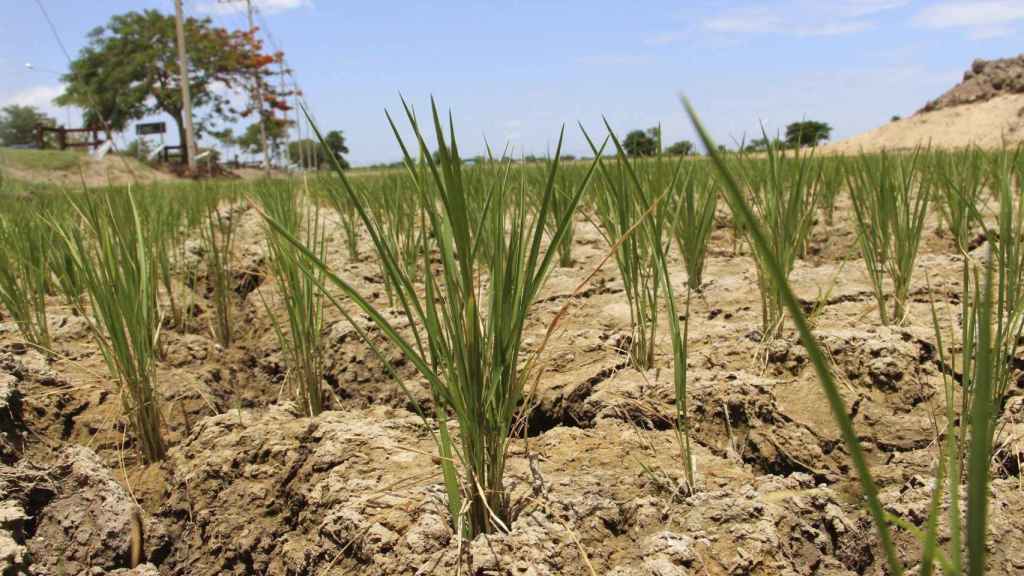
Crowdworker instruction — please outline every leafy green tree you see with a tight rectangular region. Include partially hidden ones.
[0,105,56,146]
[56,9,281,164]
[323,130,350,169]
[784,120,832,148]
[238,117,289,162]
[287,139,322,168]
[622,127,659,157]
[665,140,695,156]
[743,136,786,152]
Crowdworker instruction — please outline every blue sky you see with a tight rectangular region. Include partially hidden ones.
[2,0,1023,165]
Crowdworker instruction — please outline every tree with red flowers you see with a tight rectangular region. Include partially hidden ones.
[57,9,288,164]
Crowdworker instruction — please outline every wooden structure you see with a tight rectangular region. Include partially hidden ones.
[34,124,107,150]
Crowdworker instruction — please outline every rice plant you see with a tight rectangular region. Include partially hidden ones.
[685,98,997,576]
[817,156,845,227]
[847,150,931,325]
[262,99,598,537]
[670,162,718,291]
[958,147,1024,429]
[585,122,677,369]
[256,183,328,416]
[658,247,695,490]
[0,211,52,350]
[729,135,819,337]
[53,190,165,462]
[201,204,237,348]
[933,147,987,250]
[527,159,581,268]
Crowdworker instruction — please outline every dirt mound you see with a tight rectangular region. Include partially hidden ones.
[0,149,175,188]
[822,93,1024,154]
[922,54,1024,112]
[155,404,883,575]
[0,445,168,575]
[824,54,1024,153]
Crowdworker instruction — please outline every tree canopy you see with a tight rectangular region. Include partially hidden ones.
[0,105,56,146]
[238,118,288,158]
[784,120,832,148]
[622,127,660,157]
[665,140,695,156]
[56,9,286,163]
[287,130,350,170]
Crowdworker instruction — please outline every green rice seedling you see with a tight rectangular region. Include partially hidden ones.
[728,135,819,337]
[933,147,987,250]
[551,167,579,268]
[201,204,237,348]
[847,150,931,325]
[526,158,581,268]
[817,156,845,227]
[584,123,677,369]
[148,193,188,331]
[367,170,427,302]
[685,98,1002,576]
[53,190,165,462]
[256,183,328,416]
[659,253,695,490]
[670,161,718,291]
[0,212,52,349]
[264,99,599,537]
[954,147,1024,431]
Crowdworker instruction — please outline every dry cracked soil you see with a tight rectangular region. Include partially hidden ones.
[1,197,1023,575]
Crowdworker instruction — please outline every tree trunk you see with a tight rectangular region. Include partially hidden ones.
[167,109,189,166]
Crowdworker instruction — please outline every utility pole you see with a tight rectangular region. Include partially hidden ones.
[245,0,271,176]
[219,0,271,176]
[278,56,291,170]
[294,89,305,170]
[174,0,199,172]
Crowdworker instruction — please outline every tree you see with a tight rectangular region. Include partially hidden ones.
[784,120,832,148]
[0,105,56,146]
[665,140,695,156]
[56,9,285,164]
[209,127,237,163]
[238,118,289,161]
[323,130,350,169]
[743,136,785,153]
[287,139,321,168]
[622,127,660,157]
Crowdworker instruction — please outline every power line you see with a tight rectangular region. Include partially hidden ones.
[32,0,138,182]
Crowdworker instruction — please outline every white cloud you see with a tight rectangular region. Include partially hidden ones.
[841,0,911,18]
[1,84,78,125]
[644,32,686,46]
[968,24,1015,38]
[913,1,1024,39]
[797,19,876,36]
[2,84,64,109]
[702,0,907,37]
[705,9,784,34]
[197,0,312,16]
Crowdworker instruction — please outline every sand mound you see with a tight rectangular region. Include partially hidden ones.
[824,54,1024,154]
[823,93,1024,154]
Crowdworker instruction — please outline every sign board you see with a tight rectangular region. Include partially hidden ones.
[135,122,166,136]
